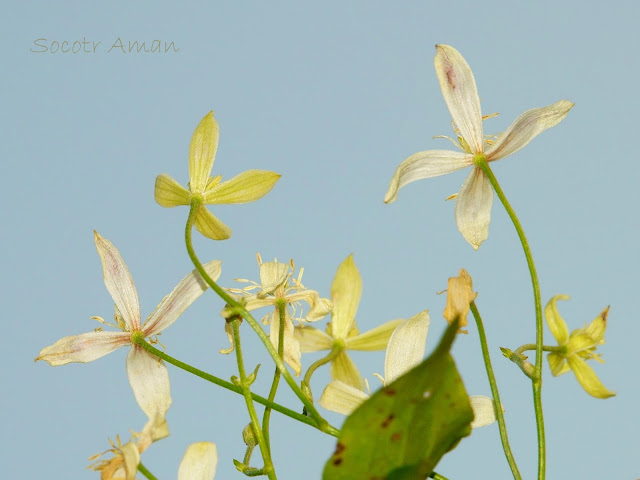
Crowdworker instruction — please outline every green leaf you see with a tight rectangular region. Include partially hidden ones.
[323,320,473,480]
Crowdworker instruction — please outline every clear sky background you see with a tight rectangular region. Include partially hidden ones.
[3,1,638,478]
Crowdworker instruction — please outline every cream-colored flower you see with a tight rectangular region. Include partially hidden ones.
[319,310,496,428]
[545,295,615,399]
[442,268,477,332]
[155,111,281,240]
[36,232,221,423]
[178,442,218,480]
[227,254,332,376]
[384,44,573,249]
[294,255,403,391]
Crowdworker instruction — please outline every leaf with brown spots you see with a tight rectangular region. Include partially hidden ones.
[323,319,473,480]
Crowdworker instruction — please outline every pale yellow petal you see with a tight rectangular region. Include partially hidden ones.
[189,112,219,193]
[469,395,497,428]
[143,260,222,335]
[443,269,477,329]
[318,380,369,415]
[178,442,218,480]
[548,352,570,376]
[270,311,301,376]
[294,325,334,352]
[544,295,571,345]
[194,205,232,240]
[567,355,615,399]
[154,174,190,207]
[454,167,493,250]
[434,45,484,154]
[203,170,281,205]
[94,232,141,330]
[330,351,364,391]
[126,346,172,421]
[344,319,403,351]
[584,306,609,343]
[287,290,332,322]
[486,100,574,162]
[384,310,430,384]
[258,261,290,294]
[35,331,129,366]
[120,442,141,480]
[383,150,473,204]
[330,254,362,339]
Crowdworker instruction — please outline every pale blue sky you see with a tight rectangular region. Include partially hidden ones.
[3,1,638,478]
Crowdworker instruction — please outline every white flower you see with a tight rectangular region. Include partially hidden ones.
[384,44,573,249]
[319,310,496,428]
[36,232,221,424]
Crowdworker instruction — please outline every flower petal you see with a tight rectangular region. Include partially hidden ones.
[126,346,172,421]
[330,351,364,391]
[94,232,141,331]
[121,442,141,480]
[434,45,484,153]
[567,355,615,399]
[189,112,220,193]
[294,325,334,352]
[143,260,222,335]
[154,174,190,207]
[486,100,574,161]
[35,331,129,366]
[287,290,332,322]
[258,261,290,295]
[443,269,478,329]
[330,255,362,340]
[344,319,403,351]
[178,442,218,480]
[203,170,281,205]
[384,150,473,204]
[384,310,430,384]
[318,380,369,415]
[194,206,232,240]
[469,395,497,428]
[585,306,609,343]
[544,295,570,345]
[454,167,493,250]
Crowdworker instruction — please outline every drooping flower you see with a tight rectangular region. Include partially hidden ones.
[318,310,496,428]
[545,295,615,399]
[442,268,477,332]
[226,254,332,376]
[36,232,222,423]
[294,255,403,391]
[384,44,574,249]
[154,111,281,240]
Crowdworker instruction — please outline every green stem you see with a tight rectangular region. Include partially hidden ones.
[470,302,522,480]
[476,159,545,480]
[231,317,276,480]
[429,472,450,480]
[302,346,342,393]
[132,335,335,435]
[262,299,286,452]
[514,344,564,355]
[185,200,338,437]
[137,462,158,480]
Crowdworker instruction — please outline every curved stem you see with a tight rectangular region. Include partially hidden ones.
[230,318,276,480]
[302,347,341,393]
[137,462,158,480]
[184,200,339,437]
[514,344,564,355]
[476,159,545,480]
[132,336,335,435]
[470,301,522,480]
[262,299,286,451]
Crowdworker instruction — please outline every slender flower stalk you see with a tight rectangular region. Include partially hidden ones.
[470,301,522,480]
[475,158,546,480]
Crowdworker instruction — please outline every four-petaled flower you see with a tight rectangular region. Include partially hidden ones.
[227,254,332,376]
[545,295,615,399]
[384,44,574,249]
[154,111,281,240]
[36,232,222,425]
[318,310,497,429]
[295,255,413,391]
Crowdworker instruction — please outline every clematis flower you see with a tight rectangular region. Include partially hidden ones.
[226,254,332,376]
[91,423,218,480]
[442,268,477,332]
[154,111,281,240]
[545,295,615,399]
[318,310,496,428]
[294,254,403,391]
[36,232,222,423]
[384,44,574,249]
